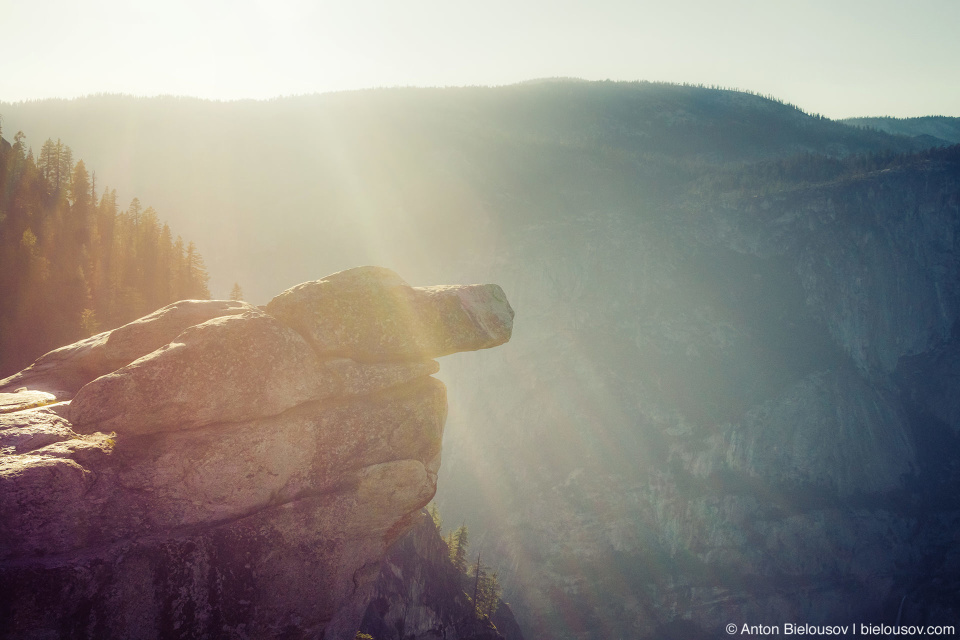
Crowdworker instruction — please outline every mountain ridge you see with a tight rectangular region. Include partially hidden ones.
[842,115,960,146]
[0,81,933,303]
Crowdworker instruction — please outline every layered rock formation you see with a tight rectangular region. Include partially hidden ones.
[0,266,513,640]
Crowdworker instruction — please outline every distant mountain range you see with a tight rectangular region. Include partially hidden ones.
[0,82,935,301]
[842,115,960,146]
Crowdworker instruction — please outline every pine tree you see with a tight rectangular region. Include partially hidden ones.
[476,569,503,619]
[172,235,187,300]
[155,224,174,305]
[466,550,503,619]
[229,282,244,301]
[184,241,210,299]
[80,308,100,337]
[427,502,442,532]
[128,197,142,229]
[38,139,57,186]
[448,524,469,574]
[472,551,484,613]
[55,140,73,194]
[138,207,161,307]
[13,131,27,162]
[69,160,90,208]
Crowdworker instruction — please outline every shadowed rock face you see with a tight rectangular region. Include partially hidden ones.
[0,266,513,640]
[359,510,525,640]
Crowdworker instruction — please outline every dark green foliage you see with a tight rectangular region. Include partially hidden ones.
[475,568,503,620]
[426,501,442,532]
[469,553,503,620]
[446,524,469,574]
[696,143,960,198]
[842,116,960,146]
[434,504,504,622]
[0,130,211,376]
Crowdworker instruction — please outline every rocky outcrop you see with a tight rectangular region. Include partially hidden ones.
[0,266,513,640]
[266,266,514,361]
[358,511,525,640]
[0,299,255,399]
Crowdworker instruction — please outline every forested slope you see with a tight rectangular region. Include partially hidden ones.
[843,115,960,146]
[0,127,210,376]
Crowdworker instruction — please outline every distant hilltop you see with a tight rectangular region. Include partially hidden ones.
[842,115,960,146]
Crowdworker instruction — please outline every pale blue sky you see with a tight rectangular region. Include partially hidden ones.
[2,0,958,118]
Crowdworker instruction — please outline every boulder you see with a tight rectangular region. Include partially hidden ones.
[266,266,514,361]
[0,299,254,397]
[67,309,442,436]
[67,310,327,435]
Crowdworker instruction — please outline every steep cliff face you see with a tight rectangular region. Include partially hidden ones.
[699,159,960,379]
[431,150,960,638]
[358,511,524,640]
[0,266,513,640]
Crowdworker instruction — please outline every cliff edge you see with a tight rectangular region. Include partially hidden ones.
[0,266,513,640]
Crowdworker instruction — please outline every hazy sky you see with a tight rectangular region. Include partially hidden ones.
[3,0,959,118]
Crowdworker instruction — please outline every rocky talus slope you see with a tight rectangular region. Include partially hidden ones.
[0,266,513,640]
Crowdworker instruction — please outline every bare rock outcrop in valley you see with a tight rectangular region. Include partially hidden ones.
[0,266,513,640]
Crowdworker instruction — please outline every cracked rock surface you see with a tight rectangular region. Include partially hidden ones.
[0,266,513,640]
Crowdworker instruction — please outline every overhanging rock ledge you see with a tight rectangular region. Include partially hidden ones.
[0,266,514,640]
